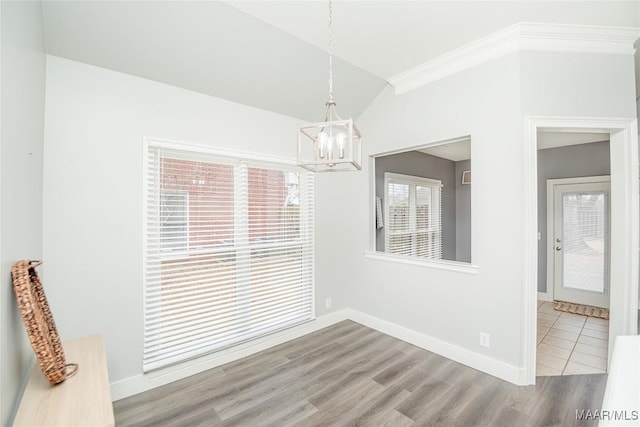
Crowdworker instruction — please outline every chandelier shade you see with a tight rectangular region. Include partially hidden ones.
[297,104,362,172]
[296,1,362,172]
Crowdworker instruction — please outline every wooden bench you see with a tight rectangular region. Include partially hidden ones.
[13,335,114,427]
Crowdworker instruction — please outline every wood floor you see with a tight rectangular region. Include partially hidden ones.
[114,321,607,426]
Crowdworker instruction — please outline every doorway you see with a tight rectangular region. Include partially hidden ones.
[523,117,639,385]
[536,143,612,377]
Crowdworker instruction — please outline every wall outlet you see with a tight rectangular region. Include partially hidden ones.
[325,298,332,309]
[480,332,490,348]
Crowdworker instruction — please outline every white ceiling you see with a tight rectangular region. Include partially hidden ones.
[41,1,640,121]
[42,1,386,121]
[418,139,470,162]
[227,1,640,80]
[537,131,609,150]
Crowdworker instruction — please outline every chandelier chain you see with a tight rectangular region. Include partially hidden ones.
[296,0,362,172]
[328,1,334,104]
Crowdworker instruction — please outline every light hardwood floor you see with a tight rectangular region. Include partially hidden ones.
[114,321,607,426]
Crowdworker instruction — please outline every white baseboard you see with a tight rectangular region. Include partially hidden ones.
[110,309,349,400]
[111,307,526,400]
[538,291,553,302]
[345,309,524,385]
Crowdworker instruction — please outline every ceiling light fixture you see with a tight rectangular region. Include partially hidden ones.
[297,1,362,172]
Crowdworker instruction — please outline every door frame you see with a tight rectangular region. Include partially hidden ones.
[547,176,611,308]
[523,117,639,385]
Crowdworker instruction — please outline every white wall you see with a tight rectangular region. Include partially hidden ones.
[345,49,637,380]
[0,1,46,424]
[35,29,640,403]
[42,56,350,392]
[348,53,525,374]
[522,50,638,355]
[520,52,636,118]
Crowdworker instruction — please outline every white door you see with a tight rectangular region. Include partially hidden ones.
[551,179,610,308]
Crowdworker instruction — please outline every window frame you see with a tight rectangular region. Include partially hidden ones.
[383,172,442,259]
[143,138,315,372]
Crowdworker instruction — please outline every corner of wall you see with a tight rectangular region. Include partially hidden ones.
[0,0,46,424]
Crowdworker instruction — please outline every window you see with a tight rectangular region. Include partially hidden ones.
[144,141,314,371]
[384,172,442,259]
[374,137,471,264]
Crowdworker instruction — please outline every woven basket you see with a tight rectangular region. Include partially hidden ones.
[11,260,78,385]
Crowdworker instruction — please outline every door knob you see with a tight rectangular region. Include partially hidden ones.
[555,246,562,251]
[556,238,561,243]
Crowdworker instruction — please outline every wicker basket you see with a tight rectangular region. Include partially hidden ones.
[11,260,78,385]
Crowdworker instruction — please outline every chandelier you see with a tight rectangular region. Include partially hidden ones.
[297,1,362,172]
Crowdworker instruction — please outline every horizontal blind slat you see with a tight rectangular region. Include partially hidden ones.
[385,176,442,259]
[144,142,314,372]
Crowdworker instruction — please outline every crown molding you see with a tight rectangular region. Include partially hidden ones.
[388,23,640,95]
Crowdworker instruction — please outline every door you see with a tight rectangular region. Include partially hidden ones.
[551,179,610,308]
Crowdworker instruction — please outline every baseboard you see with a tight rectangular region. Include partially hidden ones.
[112,307,526,400]
[537,291,553,302]
[345,309,523,385]
[110,309,349,400]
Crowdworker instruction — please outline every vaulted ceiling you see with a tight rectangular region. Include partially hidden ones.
[42,1,640,121]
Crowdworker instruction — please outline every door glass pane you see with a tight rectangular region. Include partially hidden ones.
[562,191,607,293]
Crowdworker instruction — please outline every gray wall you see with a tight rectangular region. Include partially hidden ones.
[375,151,456,260]
[455,160,471,262]
[537,141,610,293]
[1,1,46,425]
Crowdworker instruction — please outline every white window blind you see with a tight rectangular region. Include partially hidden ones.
[562,191,608,292]
[384,172,442,259]
[144,141,314,371]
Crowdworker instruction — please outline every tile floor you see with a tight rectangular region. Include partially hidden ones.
[537,300,609,376]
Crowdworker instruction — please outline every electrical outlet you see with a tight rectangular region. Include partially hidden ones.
[325,298,332,309]
[480,332,490,348]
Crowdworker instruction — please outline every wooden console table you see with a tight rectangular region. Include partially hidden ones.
[13,335,114,427]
